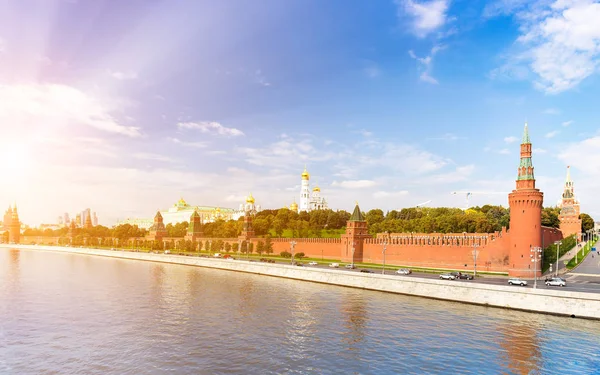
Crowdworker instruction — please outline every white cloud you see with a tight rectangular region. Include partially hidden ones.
[427,133,463,141]
[332,180,378,189]
[545,130,560,138]
[562,120,574,127]
[133,153,177,163]
[373,190,409,198]
[499,148,511,154]
[399,0,450,37]
[364,65,381,78]
[408,45,445,84]
[255,70,271,87]
[504,136,518,143]
[533,147,547,153]
[167,137,207,148]
[491,0,600,93]
[109,70,138,80]
[177,121,244,136]
[543,108,560,115]
[0,83,141,137]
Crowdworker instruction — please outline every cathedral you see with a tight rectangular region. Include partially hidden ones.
[558,166,582,239]
[289,166,328,213]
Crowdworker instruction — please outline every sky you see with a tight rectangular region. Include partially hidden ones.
[1,0,600,226]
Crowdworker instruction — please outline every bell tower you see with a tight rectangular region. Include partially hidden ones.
[9,204,20,244]
[508,123,543,277]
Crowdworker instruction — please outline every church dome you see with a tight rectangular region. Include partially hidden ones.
[177,197,188,206]
[313,186,320,192]
[246,193,255,204]
[301,167,310,180]
[290,201,298,211]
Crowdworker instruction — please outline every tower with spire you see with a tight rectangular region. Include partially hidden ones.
[558,166,581,239]
[147,211,167,241]
[185,210,203,242]
[3,205,12,231]
[9,204,20,244]
[340,202,371,263]
[508,123,544,277]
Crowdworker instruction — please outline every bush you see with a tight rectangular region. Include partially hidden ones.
[280,251,292,258]
[296,252,305,259]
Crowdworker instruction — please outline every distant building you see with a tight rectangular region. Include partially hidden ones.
[558,166,582,239]
[291,166,328,213]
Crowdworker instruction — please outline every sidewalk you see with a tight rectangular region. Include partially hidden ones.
[544,241,586,276]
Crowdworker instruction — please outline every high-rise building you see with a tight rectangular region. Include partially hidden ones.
[63,213,70,226]
[93,212,98,226]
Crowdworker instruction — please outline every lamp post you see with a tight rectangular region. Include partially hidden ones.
[238,239,242,259]
[530,246,542,288]
[209,240,212,257]
[290,241,297,265]
[382,239,388,275]
[472,244,479,278]
[554,240,562,277]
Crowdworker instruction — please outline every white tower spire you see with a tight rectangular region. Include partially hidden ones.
[299,165,310,212]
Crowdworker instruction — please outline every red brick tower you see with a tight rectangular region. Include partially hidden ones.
[147,211,167,241]
[508,124,543,277]
[9,204,20,244]
[340,203,371,263]
[84,213,93,229]
[558,166,581,239]
[185,210,203,241]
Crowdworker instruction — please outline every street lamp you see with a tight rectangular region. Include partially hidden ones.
[351,241,356,268]
[554,240,562,277]
[472,244,479,278]
[530,246,542,288]
[382,238,388,275]
[238,239,242,258]
[290,241,297,265]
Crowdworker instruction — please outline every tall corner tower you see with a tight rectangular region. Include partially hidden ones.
[508,123,543,277]
[558,166,582,239]
[299,166,310,212]
[9,204,20,244]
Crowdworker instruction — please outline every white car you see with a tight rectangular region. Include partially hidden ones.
[508,278,527,286]
[345,264,356,269]
[329,263,340,268]
[396,269,412,275]
[213,253,222,258]
[439,273,456,280]
[545,277,566,287]
[164,250,171,254]
[308,261,318,266]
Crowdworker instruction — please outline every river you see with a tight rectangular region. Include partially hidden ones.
[1,248,599,374]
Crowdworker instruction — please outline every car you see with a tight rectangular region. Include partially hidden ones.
[345,264,356,269]
[308,261,318,266]
[360,269,374,273]
[545,277,566,287]
[457,273,474,280]
[396,268,412,275]
[329,263,340,268]
[213,253,222,258]
[508,278,528,286]
[439,273,456,280]
[164,250,171,254]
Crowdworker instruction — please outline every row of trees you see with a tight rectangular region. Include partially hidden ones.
[20,206,595,240]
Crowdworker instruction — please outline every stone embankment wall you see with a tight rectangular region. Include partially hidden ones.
[5,244,600,320]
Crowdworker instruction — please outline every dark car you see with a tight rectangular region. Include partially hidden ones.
[360,269,374,273]
[451,272,473,280]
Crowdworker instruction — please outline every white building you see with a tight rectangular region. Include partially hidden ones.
[291,167,328,213]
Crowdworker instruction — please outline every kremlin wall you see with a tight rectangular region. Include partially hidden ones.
[5,124,580,277]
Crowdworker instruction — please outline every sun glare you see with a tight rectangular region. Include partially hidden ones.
[0,142,33,176]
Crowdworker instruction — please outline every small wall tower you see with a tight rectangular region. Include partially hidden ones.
[508,123,544,277]
[340,203,371,263]
[147,211,167,241]
[558,166,581,239]
[185,210,203,242]
[299,166,310,212]
[9,204,20,244]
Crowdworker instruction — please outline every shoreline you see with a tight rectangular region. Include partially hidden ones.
[4,244,600,320]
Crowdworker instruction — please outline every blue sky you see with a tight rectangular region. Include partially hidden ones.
[1,0,600,225]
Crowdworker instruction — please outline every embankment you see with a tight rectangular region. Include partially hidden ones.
[5,244,600,320]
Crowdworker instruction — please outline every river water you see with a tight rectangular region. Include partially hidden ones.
[1,248,599,375]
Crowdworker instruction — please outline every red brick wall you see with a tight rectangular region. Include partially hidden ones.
[541,226,564,248]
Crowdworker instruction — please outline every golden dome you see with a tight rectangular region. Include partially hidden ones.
[290,199,298,211]
[178,197,188,206]
[312,186,320,192]
[301,166,310,180]
[246,193,255,204]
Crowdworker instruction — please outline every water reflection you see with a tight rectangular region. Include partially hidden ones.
[341,293,367,351]
[500,322,541,375]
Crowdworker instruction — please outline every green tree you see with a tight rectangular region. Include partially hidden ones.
[256,241,264,255]
[224,242,232,252]
[264,236,273,255]
[581,213,595,232]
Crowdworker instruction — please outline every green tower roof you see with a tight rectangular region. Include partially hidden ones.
[522,122,531,144]
[349,203,365,222]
